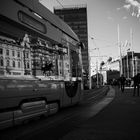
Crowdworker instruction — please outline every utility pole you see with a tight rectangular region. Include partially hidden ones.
[130,28,134,77]
[89,56,92,89]
[95,48,99,88]
[88,37,95,89]
[118,24,122,76]
[96,60,99,88]
[127,49,130,78]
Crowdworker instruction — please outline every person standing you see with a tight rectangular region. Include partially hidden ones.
[119,74,126,93]
[133,73,140,96]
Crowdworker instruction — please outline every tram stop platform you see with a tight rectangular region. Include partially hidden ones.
[61,86,140,140]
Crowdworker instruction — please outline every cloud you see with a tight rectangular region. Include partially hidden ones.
[117,7,121,11]
[124,0,140,18]
[107,16,113,20]
[122,16,128,19]
[123,4,131,10]
[125,0,138,5]
[125,0,134,4]
[126,0,139,7]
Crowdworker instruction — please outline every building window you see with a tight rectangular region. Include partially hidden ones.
[12,61,15,67]
[0,59,3,66]
[27,62,30,69]
[6,50,9,56]
[0,48,3,55]
[12,50,15,57]
[17,52,20,57]
[26,52,29,58]
[6,60,10,66]
[18,61,21,68]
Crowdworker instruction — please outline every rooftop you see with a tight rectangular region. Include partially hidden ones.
[54,4,87,10]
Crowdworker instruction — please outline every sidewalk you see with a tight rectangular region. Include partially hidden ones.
[61,86,140,140]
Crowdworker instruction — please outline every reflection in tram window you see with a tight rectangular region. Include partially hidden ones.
[25,52,29,58]
[0,59,3,66]
[6,60,10,66]
[27,62,30,69]
[12,50,15,57]
[12,61,15,67]
[0,48,3,55]
[6,50,9,56]
[17,52,20,58]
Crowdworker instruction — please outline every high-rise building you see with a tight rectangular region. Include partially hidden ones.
[54,5,89,78]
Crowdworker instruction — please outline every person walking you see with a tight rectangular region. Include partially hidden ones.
[133,73,140,96]
[119,74,126,93]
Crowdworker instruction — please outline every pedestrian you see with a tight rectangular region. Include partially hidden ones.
[133,73,140,96]
[119,74,126,92]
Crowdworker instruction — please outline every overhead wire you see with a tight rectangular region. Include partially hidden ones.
[88,34,117,49]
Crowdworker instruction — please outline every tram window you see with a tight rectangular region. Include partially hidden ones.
[0,48,3,55]
[0,59,3,66]
[12,61,16,67]
[6,50,9,56]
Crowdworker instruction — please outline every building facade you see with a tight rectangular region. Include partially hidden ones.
[0,35,32,77]
[101,59,120,84]
[122,51,140,78]
[54,5,89,76]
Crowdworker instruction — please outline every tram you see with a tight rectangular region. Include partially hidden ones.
[0,0,84,129]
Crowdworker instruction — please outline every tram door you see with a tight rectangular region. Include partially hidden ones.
[61,47,83,106]
[70,50,82,104]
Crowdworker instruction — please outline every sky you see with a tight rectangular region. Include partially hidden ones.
[40,0,140,71]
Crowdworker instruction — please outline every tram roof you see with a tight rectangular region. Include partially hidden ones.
[17,0,79,42]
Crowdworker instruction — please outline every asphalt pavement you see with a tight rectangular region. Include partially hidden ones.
[61,86,140,140]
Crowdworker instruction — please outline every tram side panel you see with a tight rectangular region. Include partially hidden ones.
[0,78,64,129]
[0,78,37,110]
[0,78,82,129]
[0,78,40,129]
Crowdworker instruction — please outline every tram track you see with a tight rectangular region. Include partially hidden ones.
[82,86,109,105]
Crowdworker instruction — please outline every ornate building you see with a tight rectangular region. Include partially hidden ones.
[0,35,31,76]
